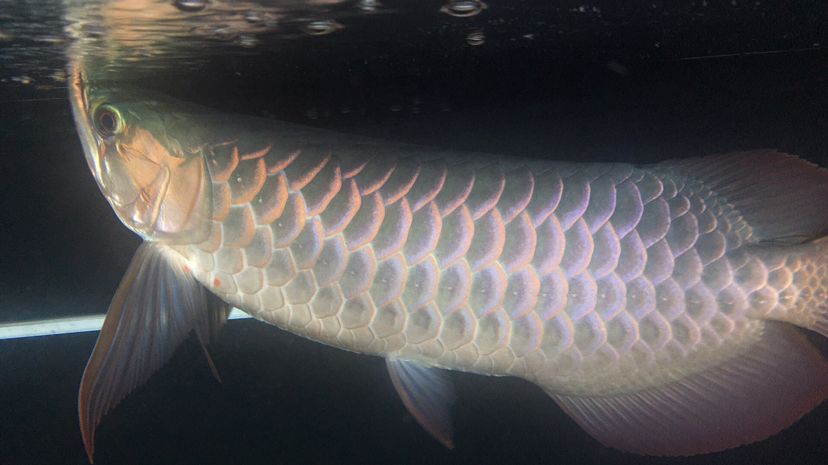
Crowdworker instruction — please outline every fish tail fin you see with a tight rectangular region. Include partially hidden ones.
[808,240,828,338]
[541,314,828,456]
[543,323,828,456]
[805,248,828,337]
[662,150,828,339]
[539,152,828,456]
[736,236,828,337]
[752,237,828,339]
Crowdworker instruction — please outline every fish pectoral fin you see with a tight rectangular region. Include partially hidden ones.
[195,293,232,384]
[78,242,224,463]
[545,322,828,456]
[386,357,457,449]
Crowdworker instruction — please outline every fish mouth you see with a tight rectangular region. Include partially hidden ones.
[69,61,101,182]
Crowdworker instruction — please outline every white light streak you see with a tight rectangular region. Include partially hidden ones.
[0,308,252,340]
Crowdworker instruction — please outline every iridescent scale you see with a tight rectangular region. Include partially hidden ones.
[173,141,808,396]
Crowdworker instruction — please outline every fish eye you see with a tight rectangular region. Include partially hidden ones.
[93,105,122,137]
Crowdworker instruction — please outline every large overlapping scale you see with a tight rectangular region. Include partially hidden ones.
[174,139,808,395]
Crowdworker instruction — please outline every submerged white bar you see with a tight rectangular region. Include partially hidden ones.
[0,308,252,340]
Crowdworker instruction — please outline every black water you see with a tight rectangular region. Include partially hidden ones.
[2,1,828,464]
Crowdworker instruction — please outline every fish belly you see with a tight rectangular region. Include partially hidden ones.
[172,143,814,396]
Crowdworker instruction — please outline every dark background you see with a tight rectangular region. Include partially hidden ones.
[2,0,828,464]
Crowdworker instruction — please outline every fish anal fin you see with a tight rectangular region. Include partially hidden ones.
[661,151,828,243]
[548,323,828,456]
[386,358,457,448]
[78,243,222,463]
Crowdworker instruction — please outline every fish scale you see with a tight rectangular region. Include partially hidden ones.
[173,139,786,396]
[71,74,828,457]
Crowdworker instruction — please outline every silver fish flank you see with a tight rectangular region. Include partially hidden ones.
[70,65,828,461]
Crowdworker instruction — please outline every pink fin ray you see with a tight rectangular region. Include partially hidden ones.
[386,358,457,448]
[547,322,828,456]
[661,151,828,243]
[78,242,229,462]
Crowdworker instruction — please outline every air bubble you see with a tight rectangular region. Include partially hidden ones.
[50,69,66,82]
[12,75,33,85]
[466,30,485,46]
[441,1,488,17]
[81,23,106,38]
[358,0,381,12]
[174,0,208,13]
[243,11,263,24]
[302,20,344,36]
[237,35,259,48]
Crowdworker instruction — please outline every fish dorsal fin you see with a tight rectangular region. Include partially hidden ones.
[78,242,229,462]
[386,358,457,448]
[547,323,828,456]
[657,151,828,243]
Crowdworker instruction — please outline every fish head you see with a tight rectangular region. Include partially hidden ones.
[70,66,211,243]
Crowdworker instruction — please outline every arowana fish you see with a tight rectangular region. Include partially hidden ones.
[69,67,828,462]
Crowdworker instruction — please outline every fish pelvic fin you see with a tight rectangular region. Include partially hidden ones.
[78,242,230,462]
[386,358,457,448]
[544,322,828,456]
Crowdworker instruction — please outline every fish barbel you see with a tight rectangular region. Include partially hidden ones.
[69,69,828,461]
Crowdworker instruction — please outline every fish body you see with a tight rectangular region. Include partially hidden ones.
[174,130,817,395]
[70,68,828,460]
